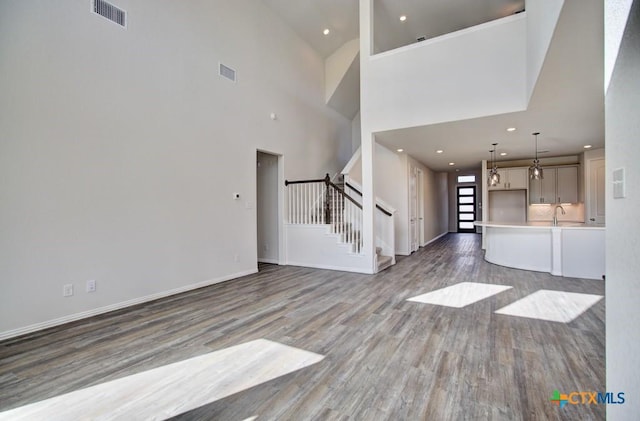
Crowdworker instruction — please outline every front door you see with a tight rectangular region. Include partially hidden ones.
[457,186,476,233]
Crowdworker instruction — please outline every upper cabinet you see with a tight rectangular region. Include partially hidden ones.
[529,166,579,204]
[488,167,528,190]
[556,167,579,203]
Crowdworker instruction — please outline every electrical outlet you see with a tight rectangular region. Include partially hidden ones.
[86,280,96,293]
[63,284,73,297]
[234,254,239,262]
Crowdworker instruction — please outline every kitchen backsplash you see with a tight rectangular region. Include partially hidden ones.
[528,203,584,222]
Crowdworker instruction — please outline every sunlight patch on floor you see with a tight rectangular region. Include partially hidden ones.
[495,290,603,323]
[0,339,324,421]
[407,282,513,308]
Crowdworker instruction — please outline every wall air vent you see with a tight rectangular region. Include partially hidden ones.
[93,0,126,28]
[219,63,237,82]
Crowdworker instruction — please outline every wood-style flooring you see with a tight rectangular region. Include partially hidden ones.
[0,234,605,420]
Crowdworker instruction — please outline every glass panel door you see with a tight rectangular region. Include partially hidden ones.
[457,186,476,233]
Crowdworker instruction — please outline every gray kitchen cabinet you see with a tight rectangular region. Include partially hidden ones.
[529,166,578,204]
[488,167,528,190]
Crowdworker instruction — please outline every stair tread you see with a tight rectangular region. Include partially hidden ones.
[376,254,393,273]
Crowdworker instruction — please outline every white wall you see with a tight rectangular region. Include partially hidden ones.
[345,144,448,255]
[257,152,279,264]
[0,0,351,337]
[375,145,410,254]
[343,143,408,253]
[366,14,527,132]
[605,0,640,418]
[526,0,565,102]
[351,111,362,154]
[325,38,359,102]
[408,157,449,247]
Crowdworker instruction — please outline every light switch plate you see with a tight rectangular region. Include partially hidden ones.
[613,168,625,199]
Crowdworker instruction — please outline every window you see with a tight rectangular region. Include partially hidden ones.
[457,175,476,183]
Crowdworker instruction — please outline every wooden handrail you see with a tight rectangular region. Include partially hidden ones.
[284,178,326,186]
[285,174,360,222]
[284,175,393,216]
[344,182,393,217]
[328,181,362,209]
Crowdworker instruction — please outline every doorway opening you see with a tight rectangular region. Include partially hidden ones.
[257,150,283,269]
[457,186,476,233]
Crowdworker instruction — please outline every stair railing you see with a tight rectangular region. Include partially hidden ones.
[285,174,363,253]
[344,179,396,265]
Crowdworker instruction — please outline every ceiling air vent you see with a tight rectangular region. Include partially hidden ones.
[93,0,126,28]
[219,63,237,82]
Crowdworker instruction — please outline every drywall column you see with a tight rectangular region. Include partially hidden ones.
[605,0,640,419]
[359,0,376,273]
[481,159,488,249]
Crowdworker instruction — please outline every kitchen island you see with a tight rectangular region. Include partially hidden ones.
[474,221,605,280]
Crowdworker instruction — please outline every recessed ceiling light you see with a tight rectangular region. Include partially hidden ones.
[507,127,516,132]
[584,144,593,149]
[397,148,404,152]
[449,162,455,166]
[436,149,444,154]
[500,152,508,156]
[399,15,407,22]
[323,28,330,35]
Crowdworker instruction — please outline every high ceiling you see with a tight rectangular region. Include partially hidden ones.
[374,0,525,53]
[263,0,525,58]
[263,0,604,172]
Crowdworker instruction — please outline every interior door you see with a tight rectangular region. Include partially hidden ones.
[418,169,425,246]
[588,158,605,224]
[409,167,418,252]
[457,186,476,233]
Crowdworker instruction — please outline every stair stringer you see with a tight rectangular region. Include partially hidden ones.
[285,224,372,273]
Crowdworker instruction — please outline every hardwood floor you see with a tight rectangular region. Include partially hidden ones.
[0,234,605,420]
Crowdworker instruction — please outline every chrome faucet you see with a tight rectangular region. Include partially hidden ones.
[553,205,566,226]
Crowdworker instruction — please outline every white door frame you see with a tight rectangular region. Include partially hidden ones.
[256,148,285,265]
[417,168,425,246]
[409,166,419,252]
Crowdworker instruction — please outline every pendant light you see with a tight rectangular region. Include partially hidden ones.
[487,143,500,187]
[529,132,544,180]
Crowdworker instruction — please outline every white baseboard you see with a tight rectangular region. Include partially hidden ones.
[0,269,257,341]
[286,261,373,274]
[258,258,279,264]
[422,231,448,247]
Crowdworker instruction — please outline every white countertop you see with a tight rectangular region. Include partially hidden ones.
[474,221,605,230]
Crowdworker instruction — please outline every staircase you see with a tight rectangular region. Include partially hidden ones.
[284,174,394,274]
[376,247,393,272]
